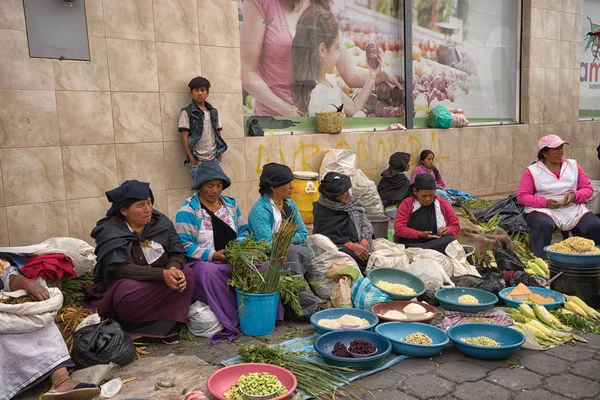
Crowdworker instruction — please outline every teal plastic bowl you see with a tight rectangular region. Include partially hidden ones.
[435,287,498,312]
[544,245,600,265]
[498,286,564,310]
[375,322,448,357]
[310,308,379,335]
[447,323,525,360]
[314,330,392,370]
[367,268,426,300]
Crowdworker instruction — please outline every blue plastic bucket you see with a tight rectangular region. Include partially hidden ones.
[235,289,279,336]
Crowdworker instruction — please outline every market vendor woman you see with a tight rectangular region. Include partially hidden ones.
[394,173,460,254]
[516,135,600,258]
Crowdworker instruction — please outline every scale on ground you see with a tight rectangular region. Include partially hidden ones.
[436,22,462,66]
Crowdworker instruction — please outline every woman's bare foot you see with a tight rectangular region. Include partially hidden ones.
[54,378,80,392]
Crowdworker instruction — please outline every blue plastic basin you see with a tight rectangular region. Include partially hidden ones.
[313,330,392,370]
[310,308,379,335]
[434,287,498,312]
[498,286,564,310]
[544,245,600,265]
[447,323,525,360]
[367,268,426,300]
[375,322,448,357]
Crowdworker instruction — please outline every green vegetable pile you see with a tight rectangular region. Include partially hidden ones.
[224,372,287,399]
[61,271,94,306]
[462,199,496,210]
[238,344,367,399]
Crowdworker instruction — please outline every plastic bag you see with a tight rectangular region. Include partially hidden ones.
[404,247,454,277]
[478,268,506,294]
[365,239,410,273]
[352,169,384,216]
[319,149,356,181]
[493,238,526,272]
[187,301,223,338]
[444,240,481,277]
[246,118,265,137]
[351,277,392,310]
[72,320,137,369]
[475,195,529,233]
[407,259,455,292]
[508,271,545,288]
[331,276,353,308]
[451,274,484,288]
[427,105,453,128]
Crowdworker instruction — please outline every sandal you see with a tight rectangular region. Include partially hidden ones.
[162,335,180,345]
[42,378,100,400]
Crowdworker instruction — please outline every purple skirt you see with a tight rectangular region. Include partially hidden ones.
[86,266,194,331]
[186,260,284,344]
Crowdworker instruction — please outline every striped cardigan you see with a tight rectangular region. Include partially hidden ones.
[175,193,249,261]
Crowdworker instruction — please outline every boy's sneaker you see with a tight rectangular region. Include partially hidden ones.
[133,337,151,349]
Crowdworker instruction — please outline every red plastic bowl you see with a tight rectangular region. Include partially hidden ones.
[371,300,437,324]
[206,363,297,400]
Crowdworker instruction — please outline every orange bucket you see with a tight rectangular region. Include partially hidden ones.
[291,171,319,224]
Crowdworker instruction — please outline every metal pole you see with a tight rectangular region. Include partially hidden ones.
[403,0,413,129]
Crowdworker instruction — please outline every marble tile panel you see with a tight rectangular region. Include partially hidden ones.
[477,127,497,158]
[0,90,60,148]
[531,8,546,38]
[458,128,479,160]
[198,0,240,48]
[200,46,242,93]
[279,135,317,173]
[56,91,114,145]
[245,181,261,217]
[560,12,576,41]
[529,0,548,9]
[436,160,459,189]
[244,136,281,181]
[0,30,53,90]
[220,138,247,183]
[561,0,577,13]
[477,158,496,190]
[116,142,166,190]
[543,96,560,124]
[106,38,158,92]
[208,93,245,139]
[334,132,371,171]
[52,37,110,91]
[367,131,395,171]
[111,92,162,143]
[545,10,562,40]
[545,39,560,69]
[153,0,199,44]
[163,141,193,190]
[496,155,516,186]
[458,160,480,191]
[544,68,559,96]
[66,196,111,244]
[0,147,66,205]
[0,208,8,246]
[62,145,118,200]
[0,167,4,207]
[160,92,192,142]
[225,182,248,220]
[436,129,459,162]
[152,190,168,215]
[6,201,69,246]
[156,42,202,93]
[559,40,576,69]
[85,0,105,37]
[496,125,515,156]
[103,0,154,41]
[547,0,562,10]
[0,0,26,30]
[574,12,583,42]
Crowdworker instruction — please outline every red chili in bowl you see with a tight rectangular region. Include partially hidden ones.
[348,338,377,355]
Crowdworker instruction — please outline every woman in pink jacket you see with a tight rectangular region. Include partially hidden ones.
[394,174,460,255]
[516,135,600,258]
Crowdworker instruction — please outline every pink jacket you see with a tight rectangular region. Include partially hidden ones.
[410,165,446,189]
[393,195,461,241]
[516,160,593,208]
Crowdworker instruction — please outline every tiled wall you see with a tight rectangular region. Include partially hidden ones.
[0,0,598,246]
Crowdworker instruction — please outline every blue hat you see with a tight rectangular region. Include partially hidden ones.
[105,180,154,216]
[191,160,231,190]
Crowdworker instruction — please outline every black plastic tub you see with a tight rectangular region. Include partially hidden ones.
[548,260,600,309]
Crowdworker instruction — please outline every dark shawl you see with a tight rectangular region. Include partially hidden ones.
[105,180,154,217]
[91,210,185,284]
[313,195,374,248]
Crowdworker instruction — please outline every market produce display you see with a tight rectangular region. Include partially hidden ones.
[457,295,479,304]
[347,338,377,355]
[317,315,370,329]
[505,284,554,304]
[403,332,433,345]
[223,372,287,400]
[332,342,352,357]
[547,237,600,254]
[376,281,416,296]
[460,336,501,347]
[524,258,550,279]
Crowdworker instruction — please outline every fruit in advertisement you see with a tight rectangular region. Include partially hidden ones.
[245,95,255,110]
[365,42,380,69]
[383,50,395,67]
[375,100,386,117]
[382,105,393,117]
[429,40,437,51]
[412,45,422,62]
[365,93,378,114]
[391,85,404,101]
[343,36,355,49]
[376,82,393,102]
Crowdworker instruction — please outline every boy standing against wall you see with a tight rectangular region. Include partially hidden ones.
[179,76,228,179]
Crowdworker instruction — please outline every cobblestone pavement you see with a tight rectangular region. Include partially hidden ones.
[146,319,600,400]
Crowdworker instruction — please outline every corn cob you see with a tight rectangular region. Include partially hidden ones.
[533,258,550,277]
[519,303,536,320]
[564,300,588,318]
[532,302,572,331]
[564,295,600,320]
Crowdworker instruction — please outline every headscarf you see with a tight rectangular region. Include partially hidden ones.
[259,163,294,187]
[191,160,231,190]
[105,180,154,217]
[388,152,411,173]
[317,195,373,248]
[413,173,437,191]
[319,172,352,200]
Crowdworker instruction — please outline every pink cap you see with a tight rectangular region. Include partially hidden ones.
[537,135,569,151]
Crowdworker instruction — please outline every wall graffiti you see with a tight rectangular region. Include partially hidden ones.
[254,130,447,175]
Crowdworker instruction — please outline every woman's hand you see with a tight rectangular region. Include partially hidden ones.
[563,193,576,205]
[163,267,187,292]
[368,48,384,79]
[546,199,563,209]
[212,250,227,262]
[438,227,449,237]
[24,281,50,301]
[420,231,440,240]
[349,243,369,261]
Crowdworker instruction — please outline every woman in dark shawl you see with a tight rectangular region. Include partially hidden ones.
[86,180,194,344]
[377,152,412,208]
[394,174,461,254]
[312,172,374,272]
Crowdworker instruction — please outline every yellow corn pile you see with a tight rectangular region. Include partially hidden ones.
[547,237,600,255]
[457,294,479,304]
[403,332,433,344]
[460,336,501,347]
[377,281,416,295]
